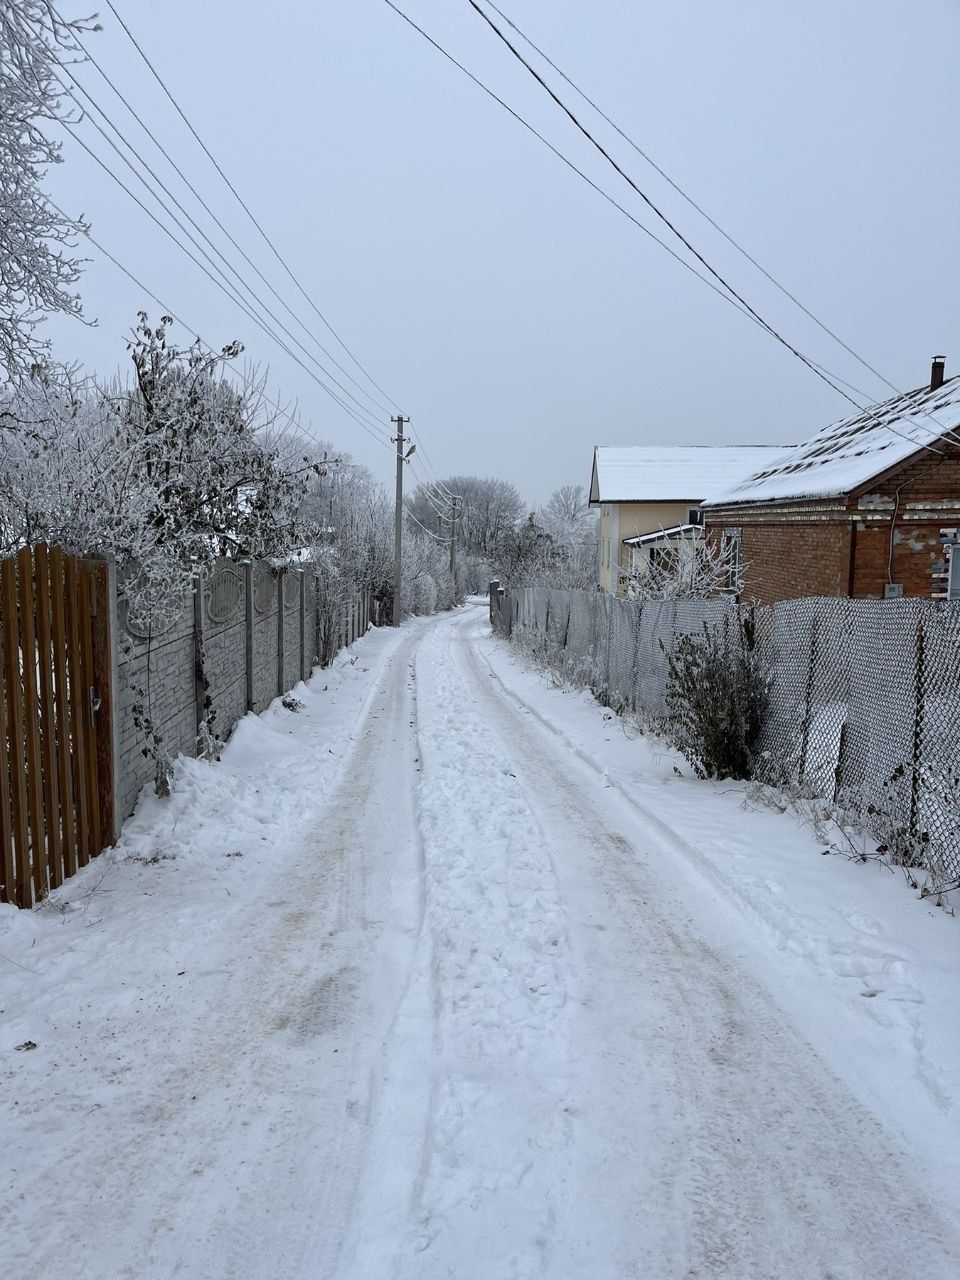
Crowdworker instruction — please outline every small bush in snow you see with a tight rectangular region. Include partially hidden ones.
[661,611,767,781]
[622,534,741,602]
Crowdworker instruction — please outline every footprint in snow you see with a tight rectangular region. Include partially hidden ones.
[846,910,883,936]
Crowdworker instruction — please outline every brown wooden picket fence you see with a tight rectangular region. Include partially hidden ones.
[0,545,115,908]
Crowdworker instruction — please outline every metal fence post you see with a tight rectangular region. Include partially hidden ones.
[909,613,925,836]
[798,618,819,787]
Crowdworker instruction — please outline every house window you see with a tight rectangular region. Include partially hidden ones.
[949,547,960,601]
[686,507,704,527]
[722,527,742,593]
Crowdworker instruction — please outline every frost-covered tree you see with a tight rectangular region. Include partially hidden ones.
[622,535,741,602]
[300,452,460,636]
[494,512,556,586]
[540,484,588,539]
[0,2,92,381]
[301,448,390,600]
[453,475,524,558]
[401,526,458,617]
[0,315,322,622]
[407,475,524,561]
[538,483,598,588]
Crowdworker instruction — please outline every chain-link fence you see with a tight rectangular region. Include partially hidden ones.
[490,585,960,885]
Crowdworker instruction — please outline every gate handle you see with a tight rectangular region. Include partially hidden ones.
[89,687,102,714]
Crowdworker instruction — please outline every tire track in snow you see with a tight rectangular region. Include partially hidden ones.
[333,648,438,1276]
[342,612,577,1279]
[413,620,574,1277]
[9,620,429,1280]
[454,606,960,1279]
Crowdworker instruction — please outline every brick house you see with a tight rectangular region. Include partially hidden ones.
[702,360,960,605]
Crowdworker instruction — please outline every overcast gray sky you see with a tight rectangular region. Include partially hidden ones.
[44,0,959,506]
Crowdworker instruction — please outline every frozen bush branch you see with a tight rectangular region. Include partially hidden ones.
[0,1,96,380]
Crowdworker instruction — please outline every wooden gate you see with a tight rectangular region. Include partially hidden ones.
[0,545,115,908]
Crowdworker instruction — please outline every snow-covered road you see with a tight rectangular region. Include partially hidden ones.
[3,603,960,1279]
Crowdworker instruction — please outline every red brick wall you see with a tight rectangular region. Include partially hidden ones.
[705,519,852,605]
[705,439,960,604]
[848,522,945,597]
[850,444,960,596]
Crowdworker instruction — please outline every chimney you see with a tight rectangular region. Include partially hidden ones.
[931,355,946,391]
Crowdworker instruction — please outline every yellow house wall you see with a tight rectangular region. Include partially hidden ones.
[598,505,615,593]
[597,501,695,593]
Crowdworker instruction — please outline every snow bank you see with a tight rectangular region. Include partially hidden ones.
[478,622,960,1217]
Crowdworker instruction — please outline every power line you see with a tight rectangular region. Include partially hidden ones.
[100,0,401,415]
[479,1,903,404]
[411,435,458,497]
[382,0,952,460]
[48,207,380,460]
[380,0,767,335]
[47,110,392,447]
[410,469,456,521]
[52,12,397,420]
[407,449,454,503]
[463,0,870,414]
[406,431,448,487]
[467,2,960,454]
[89,2,461,487]
[25,39,394,441]
[406,509,450,542]
[386,0,949,461]
[407,454,455,513]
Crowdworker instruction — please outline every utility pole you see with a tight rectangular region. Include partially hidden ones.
[449,495,459,582]
[391,416,414,626]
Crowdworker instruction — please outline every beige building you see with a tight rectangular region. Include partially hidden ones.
[589,445,783,594]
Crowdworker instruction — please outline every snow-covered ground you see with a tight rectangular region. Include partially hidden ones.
[2,602,959,1279]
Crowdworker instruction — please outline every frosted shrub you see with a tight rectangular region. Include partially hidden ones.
[661,612,768,780]
[413,572,438,616]
[0,2,91,378]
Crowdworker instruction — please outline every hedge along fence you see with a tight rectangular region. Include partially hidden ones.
[490,584,960,889]
[117,560,372,823]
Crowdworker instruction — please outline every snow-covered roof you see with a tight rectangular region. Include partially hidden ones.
[589,445,785,505]
[622,523,702,547]
[705,376,960,507]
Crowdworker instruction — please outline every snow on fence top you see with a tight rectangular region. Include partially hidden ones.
[705,376,960,507]
[589,445,785,505]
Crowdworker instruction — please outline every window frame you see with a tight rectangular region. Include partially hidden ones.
[949,546,960,601]
[722,526,742,593]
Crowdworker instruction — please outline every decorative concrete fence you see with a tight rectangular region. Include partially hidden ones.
[116,562,372,823]
[0,546,373,907]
